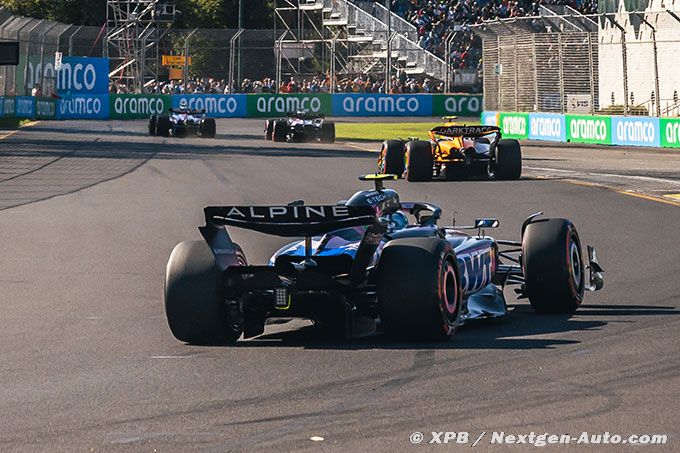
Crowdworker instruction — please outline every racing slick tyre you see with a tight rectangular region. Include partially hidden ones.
[405,140,433,182]
[522,218,585,314]
[200,118,216,138]
[148,115,157,136]
[264,119,276,140]
[320,122,336,143]
[272,120,288,142]
[156,115,171,137]
[378,237,462,341]
[379,140,405,176]
[165,240,247,344]
[491,139,522,180]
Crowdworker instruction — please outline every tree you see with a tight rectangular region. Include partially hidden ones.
[0,0,274,29]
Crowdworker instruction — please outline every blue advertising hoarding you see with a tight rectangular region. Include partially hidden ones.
[611,116,660,147]
[528,113,566,142]
[481,111,498,126]
[57,57,110,95]
[172,94,247,118]
[332,94,432,116]
[15,96,35,118]
[57,94,110,119]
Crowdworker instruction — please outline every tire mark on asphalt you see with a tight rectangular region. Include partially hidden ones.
[205,349,436,452]
[202,159,255,204]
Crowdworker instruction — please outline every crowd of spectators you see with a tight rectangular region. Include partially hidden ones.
[119,70,446,94]
[376,0,598,69]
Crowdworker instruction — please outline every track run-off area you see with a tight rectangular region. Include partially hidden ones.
[0,118,678,451]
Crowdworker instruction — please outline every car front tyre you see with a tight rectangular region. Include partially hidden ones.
[523,218,585,314]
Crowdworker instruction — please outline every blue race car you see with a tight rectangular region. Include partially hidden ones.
[149,99,216,138]
[164,174,604,344]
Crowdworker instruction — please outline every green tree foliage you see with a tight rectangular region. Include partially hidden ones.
[0,0,108,26]
[0,0,274,28]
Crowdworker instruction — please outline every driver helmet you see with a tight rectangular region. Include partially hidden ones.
[179,99,188,111]
[388,211,409,231]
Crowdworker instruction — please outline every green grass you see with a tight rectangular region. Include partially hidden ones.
[335,122,441,142]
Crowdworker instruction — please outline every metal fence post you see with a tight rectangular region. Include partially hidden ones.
[640,16,660,117]
[385,0,391,92]
[68,25,82,55]
[183,28,198,93]
[587,32,595,114]
[445,31,456,93]
[609,19,629,115]
[23,20,44,95]
[275,32,286,94]
[513,36,518,112]
[330,37,336,94]
[497,36,502,111]
[229,28,244,93]
[39,23,59,97]
[532,34,538,111]
[557,33,565,114]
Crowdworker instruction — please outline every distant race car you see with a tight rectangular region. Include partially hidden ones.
[164,174,604,344]
[264,111,335,143]
[149,101,216,138]
[377,117,521,181]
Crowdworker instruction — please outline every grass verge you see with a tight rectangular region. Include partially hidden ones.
[335,122,440,142]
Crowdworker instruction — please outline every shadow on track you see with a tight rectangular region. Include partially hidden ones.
[27,125,267,142]
[0,138,374,160]
[0,136,373,210]
[223,303,680,350]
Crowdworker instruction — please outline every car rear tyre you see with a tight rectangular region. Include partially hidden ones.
[320,122,335,143]
[148,115,157,136]
[378,237,461,341]
[492,139,522,180]
[165,240,246,344]
[156,115,171,137]
[264,119,276,140]
[200,118,216,138]
[405,140,433,182]
[379,140,405,176]
[272,120,288,142]
[523,218,585,314]
[174,125,187,138]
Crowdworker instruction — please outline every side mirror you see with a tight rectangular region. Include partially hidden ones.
[474,218,499,228]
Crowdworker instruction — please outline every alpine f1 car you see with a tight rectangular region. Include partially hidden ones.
[377,118,521,182]
[264,111,335,143]
[149,100,216,138]
[164,174,603,344]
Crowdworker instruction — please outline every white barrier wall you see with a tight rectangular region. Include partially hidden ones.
[598,0,680,113]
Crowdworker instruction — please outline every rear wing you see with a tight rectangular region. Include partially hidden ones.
[430,125,501,137]
[169,108,206,115]
[287,111,324,120]
[203,205,376,237]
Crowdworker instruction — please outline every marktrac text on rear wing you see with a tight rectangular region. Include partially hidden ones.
[430,125,501,137]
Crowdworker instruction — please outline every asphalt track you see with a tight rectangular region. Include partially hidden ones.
[0,118,678,451]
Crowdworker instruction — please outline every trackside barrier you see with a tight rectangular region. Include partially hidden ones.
[483,111,680,149]
[0,94,484,122]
